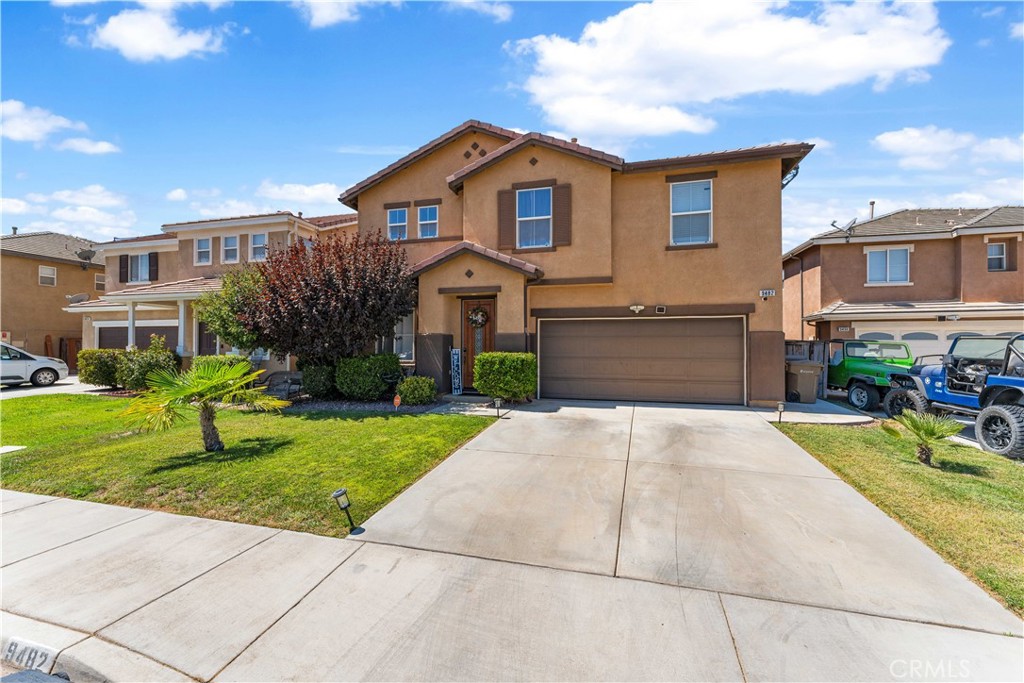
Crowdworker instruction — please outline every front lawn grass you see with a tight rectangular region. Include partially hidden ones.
[1,395,492,537]
[779,422,1024,617]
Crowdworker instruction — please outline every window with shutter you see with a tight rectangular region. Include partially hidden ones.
[498,189,515,249]
[552,184,571,246]
[148,252,159,281]
[119,255,129,283]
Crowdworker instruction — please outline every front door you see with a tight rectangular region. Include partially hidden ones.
[461,298,495,389]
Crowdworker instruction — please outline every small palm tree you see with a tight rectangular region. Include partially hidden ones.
[122,360,289,452]
[881,411,964,466]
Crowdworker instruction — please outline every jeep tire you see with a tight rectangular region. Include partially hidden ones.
[976,404,1024,458]
[847,383,880,411]
[883,388,929,418]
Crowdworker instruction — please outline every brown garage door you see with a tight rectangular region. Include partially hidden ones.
[538,317,745,404]
[98,326,178,350]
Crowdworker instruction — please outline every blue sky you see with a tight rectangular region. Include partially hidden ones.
[2,1,1022,250]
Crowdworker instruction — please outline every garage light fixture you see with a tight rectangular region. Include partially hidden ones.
[629,304,645,314]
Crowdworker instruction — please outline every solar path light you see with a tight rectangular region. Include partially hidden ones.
[332,488,355,531]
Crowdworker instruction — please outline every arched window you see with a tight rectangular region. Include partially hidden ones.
[901,332,938,340]
[947,332,981,340]
[859,332,894,340]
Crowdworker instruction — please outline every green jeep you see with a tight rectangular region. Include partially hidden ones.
[826,340,915,411]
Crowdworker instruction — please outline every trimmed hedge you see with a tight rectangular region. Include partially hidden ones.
[397,376,437,406]
[115,335,178,391]
[302,365,337,399]
[473,352,537,401]
[335,354,402,401]
[77,348,123,388]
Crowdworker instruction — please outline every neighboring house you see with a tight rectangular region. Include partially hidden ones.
[783,206,1024,357]
[1,230,104,368]
[339,120,813,406]
[64,211,358,370]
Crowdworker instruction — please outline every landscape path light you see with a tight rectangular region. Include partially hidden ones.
[332,487,355,531]
[777,401,786,425]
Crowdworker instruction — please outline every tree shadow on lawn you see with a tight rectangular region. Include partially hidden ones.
[148,436,293,474]
[282,409,423,423]
[935,458,991,477]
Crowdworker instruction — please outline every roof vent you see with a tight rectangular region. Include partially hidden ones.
[570,137,578,143]
[65,293,89,304]
[945,219,955,225]
[916,216,922,225]
[958,207,963,216]
[10,226,17,235]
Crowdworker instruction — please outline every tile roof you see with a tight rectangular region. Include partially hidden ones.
[98,233,176,246]
[447,133,625,191]
[784,205,1024,259]
[410,241,543,279]
[623,142,814,176]
[1,231,102,265]
[101,276,223,298]
[306,213,359,229]
[805,299,1024,321]
[162,211,303,228]
[339,120,521,209]
[65,298,124,309]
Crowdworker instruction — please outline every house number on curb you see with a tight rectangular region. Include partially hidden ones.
[4,638,57,672]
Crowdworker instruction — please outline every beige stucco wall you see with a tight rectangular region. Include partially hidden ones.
[958,233,1023,302]
[521,158,783,334]
[460,145,614,280]
[819,238,958,305]
[417,253,527,345]
[782,247,821,340]
[356,130,511,265]
[1,254,104,355]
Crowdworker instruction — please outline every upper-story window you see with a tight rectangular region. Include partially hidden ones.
[517,188,552,248]
[95,274,105,291]
[418,206,438,239]
[251,233,268,261]
[988,242,1007,271]
[222,236,239,264]
[866,247,910,284]
[195,238,212,265]
[670,180,712,245]
[128,253,150,283]
[388,208,407,241]
[38,265,56,287]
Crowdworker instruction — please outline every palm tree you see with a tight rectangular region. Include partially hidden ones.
[881,411,964,466]
[122,360,289,452]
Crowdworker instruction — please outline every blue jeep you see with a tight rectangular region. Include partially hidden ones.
[883,333,1024,458]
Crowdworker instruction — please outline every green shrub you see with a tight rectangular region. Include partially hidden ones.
[77,348,124,388]
[191,355,251,373]
[473,352,537,401]
[115,335,178,392]
[302,364,337,399]
[335,354,402,401]
[397,376,437,405]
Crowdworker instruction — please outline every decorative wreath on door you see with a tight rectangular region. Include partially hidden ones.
[466,306,489,328]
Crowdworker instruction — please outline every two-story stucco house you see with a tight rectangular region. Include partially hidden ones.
[1,230,104,369]
[340,120,813,406]
[783,206,1024,357]
[65,211,358,370]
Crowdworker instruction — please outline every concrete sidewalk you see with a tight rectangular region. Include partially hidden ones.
[2,401,1022,681]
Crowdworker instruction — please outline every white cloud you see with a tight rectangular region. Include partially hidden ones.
[443,1,512,23]
[50,205,137,229]
[0,198,48,216]
[1012,22,1024,40]
[189,198,274,218]
[256,180,344,205]
[53,137,121,154]
[90,6,229,61]
[0,100,87,143]
[166,188,189,201]
[873,125,1023,170]
[28,184,127,208]
[942,177,1024,207]
[767,136,834,151]
[511,1,951,141]
[290,1,396,29]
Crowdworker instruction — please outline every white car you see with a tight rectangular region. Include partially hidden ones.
[1,342,69,387]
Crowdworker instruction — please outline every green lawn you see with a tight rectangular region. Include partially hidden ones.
[1,395,492,537]
[779,422,1024,617]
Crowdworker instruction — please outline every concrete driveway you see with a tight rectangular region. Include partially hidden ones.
[0,376,103,401]
[2,402,1021,681]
